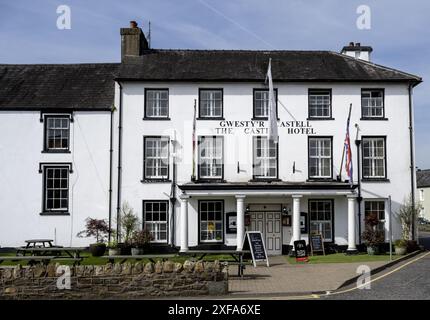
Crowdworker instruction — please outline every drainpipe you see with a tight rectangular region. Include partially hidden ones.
[108,107,114,243]
[116,82,124,242]
[355,138,362,244]
[408,83,416,241]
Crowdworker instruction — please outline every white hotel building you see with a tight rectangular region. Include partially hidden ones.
[0,23,422,255]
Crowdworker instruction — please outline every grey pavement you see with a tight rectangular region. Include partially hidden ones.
[322,252,430,300]
[321,232,430,300]
[228,256,387,296]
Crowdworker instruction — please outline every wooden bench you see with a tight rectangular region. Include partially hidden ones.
[183,250,251,277]
[0,256,56,266]
[0,256,83,266]
[103,254,176,264]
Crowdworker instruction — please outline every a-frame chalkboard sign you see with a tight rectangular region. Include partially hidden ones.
[310,233,325,256]
[242,231,270,267]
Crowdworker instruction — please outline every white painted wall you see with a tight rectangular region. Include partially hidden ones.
[0,111,112,247]
[116,81,412,247]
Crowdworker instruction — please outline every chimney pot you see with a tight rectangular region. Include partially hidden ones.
[356,42,361,47]
[130,20,138,28]
[349,42,354,46]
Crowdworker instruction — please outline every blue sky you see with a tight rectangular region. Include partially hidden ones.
[1,0,429,167]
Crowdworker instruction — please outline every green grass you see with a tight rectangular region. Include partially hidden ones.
[286,252,401,264]
[0,252,238,266]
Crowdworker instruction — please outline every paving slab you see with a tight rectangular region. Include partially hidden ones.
[228,256,386,295]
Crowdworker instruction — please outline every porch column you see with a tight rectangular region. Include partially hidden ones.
[347,194,358,253]
[180,194,190,253]
[236,195,246,251]
[292,195,302,244]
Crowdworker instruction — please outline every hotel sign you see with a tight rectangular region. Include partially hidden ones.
[215,120,316,135]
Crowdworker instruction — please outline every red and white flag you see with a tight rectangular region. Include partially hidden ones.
[344,104,353,185]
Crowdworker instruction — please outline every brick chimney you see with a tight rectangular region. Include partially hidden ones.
[120,21,149,62]
[341,42,373,61]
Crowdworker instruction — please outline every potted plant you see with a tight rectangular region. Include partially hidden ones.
[117,202,140,255]
[131,229,153,256]
[108,240,121,256]
[394,239,407,255]
[362,213,385,255]
[77,218,110,257]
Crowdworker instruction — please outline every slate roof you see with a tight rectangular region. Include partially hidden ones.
[117,49,422,83]
[417,170,430,188]
[0,63,120,110]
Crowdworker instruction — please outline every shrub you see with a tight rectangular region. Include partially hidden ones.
[132,229,153,248]
[77,218,110,243]
[394,239,407,248]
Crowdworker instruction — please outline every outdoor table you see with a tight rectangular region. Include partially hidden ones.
[104,254,176,264]
[183,250,250,277]
[15,247,86,260]
[24,239,57,248]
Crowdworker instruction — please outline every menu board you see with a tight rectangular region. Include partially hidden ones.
[243,231,269,267]
[293,240,309,262]
[310,234,325,255]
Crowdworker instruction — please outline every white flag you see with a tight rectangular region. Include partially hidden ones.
[266,58,278,143]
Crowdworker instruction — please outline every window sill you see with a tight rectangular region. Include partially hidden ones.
[41,150,71,154]
[199,241,224,245]
[307,117,335,121]
[251,117,280,121]
[307,178,336,182]
[142,117,171,121]
[196,117,225,121]
[40,212,70,216]
[360,117,388,121]
[141,179,171,183]
[195,179,226,183]
[361,178,390,183]
[249,178,281,183]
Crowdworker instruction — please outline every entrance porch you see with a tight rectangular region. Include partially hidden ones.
[178,182,358,255]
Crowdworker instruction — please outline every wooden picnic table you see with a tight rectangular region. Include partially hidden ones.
[16,247,86,259]
[183,250,251,277]
[24,239,58,248]
[104,254,176,264]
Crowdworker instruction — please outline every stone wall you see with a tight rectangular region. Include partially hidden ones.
[0,260,228,299]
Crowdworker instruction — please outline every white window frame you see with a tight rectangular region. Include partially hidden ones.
[364,200,386,234]
[253,136,277,179]
[362,137,386,179]
[44,166,69,212]
[199,89,223,118]
[144,136,169,180]
[254,89,277,118]
[143,201,168,243]
[309,200,333,242]
[199,200,224,243]
[309,137,332,179]
[362,89,384,118]
[198,136,223,180]
[308,90,331,118]
[145,89,169,118]
[45,116,70,151]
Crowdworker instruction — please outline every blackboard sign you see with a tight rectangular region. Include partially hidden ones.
[293,240,308,262]
[310,234,325,255]
[243,231,269,267]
